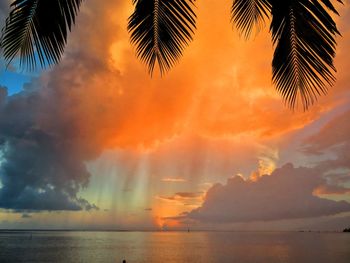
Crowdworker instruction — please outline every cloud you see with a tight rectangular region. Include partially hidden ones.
[0,86,7,102]
[301,110,350,196]
[303,110,350,154]
[0,86,98,211]
[21,213,32,219]
[161,178,187,183]
[187,163,350,223]
[186,106,350,226]
[301,110,350,188]
[0,1,9,24]
[314,184,350,195]
[157,192,204,206]
[174,192,203,199]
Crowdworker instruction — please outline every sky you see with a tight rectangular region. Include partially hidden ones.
[0,0,350,231]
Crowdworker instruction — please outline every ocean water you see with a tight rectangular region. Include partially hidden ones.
[0,231,349,263]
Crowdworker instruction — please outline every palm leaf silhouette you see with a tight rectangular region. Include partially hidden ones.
[0,0,83,70]
[128,0,197,75]
[231,0,271,39]
[270,0,342,109]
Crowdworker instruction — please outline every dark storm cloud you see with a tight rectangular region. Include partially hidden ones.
[0,0,122,212]
[0,86,7,102]
[0,0,128,213]
[0,1,9,23]
[0,86,98,211]
[187,163,350,223]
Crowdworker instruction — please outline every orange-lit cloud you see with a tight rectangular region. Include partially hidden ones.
[161,178,187,183]
[37,0,350,152]
[157,192,204,204]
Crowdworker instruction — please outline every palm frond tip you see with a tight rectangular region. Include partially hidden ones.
[231,0,271,39]
[270,0,341,109]
[0,0,83,70]
[128,0,197,75]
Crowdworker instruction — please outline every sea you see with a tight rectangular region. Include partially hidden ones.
[0,231,349,262]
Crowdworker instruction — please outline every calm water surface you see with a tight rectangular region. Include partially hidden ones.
[0,231,349,263]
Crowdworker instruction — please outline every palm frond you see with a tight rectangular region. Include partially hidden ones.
[0,0,83,70]
[270,0,342,109]
[231,0,271,39]
[128,0,197,75]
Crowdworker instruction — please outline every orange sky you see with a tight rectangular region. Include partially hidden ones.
[0,0,350,230]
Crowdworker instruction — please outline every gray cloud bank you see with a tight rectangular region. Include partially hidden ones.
[188,163,350,222]
[188,110,350,223]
